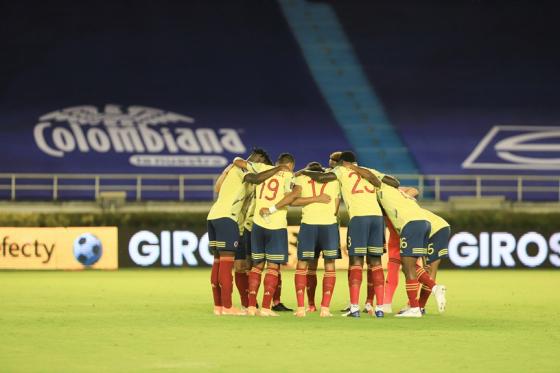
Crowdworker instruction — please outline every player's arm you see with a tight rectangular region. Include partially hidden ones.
[341,162,382,187]
[334,197,341,216]
[291,193,331,207]
[297,170,337,183]
[243,165,289,185]
[232,157,249,170]
[214,164,234,193]
[259,185,302,217]
[382,175,400,188]
[400,186,419,198]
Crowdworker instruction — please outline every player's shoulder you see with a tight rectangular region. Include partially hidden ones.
[279,170,294,179]
[247,161,272,173]
[331,165,345,175]
[294,174,308,183]
[363,166,385,176]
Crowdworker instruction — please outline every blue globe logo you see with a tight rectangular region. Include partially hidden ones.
[73,233,103,266]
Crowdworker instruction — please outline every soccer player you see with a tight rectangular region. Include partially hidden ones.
[383,188,450,314]
[207,149,286,316]
[214,149,274,310]
[382,187,422,313]
[343,164,446,318]
[304,151,342,313]
[244,153,300,316]
[417,206,450,312]
[236,177,294,313]
[292,161,341,317]
[301,151,395,318]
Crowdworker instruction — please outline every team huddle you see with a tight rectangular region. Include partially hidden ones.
[207,149,448,318]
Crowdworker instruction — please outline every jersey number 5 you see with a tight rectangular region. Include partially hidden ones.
[259,178,280,201]
[348,172,375,194]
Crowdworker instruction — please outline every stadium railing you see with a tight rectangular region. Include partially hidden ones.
[0,173,558,202]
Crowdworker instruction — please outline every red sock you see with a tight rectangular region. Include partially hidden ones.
[349,265,362,305]
[321,270,336,308]
[366,266,374,305]
[294,269,307,308]
[306,270,317,306]
[385,257,401,305]
[384,220,401,305]
[419,284,432,308]
[210,258,221,307]
[405,279,420,308]
[416,265,437,289]
[234,270,249,308]
[218,257,234,308]
[247,267,262,307]
[262,268,279,309]
[371,265,385,306]
[273,271,282,304]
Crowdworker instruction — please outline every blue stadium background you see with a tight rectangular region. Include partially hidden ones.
[1,0,559,200]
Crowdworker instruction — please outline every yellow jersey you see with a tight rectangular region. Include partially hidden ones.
[243,196,256,232]
[251,163,293,230]
[423,208,450,237]
[332,165,384,219]
[237,183,256,233]
[294,175,340,225]
[377,183,427,233]
[207,166,247,221]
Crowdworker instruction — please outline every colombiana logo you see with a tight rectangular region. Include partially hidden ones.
[33,105,246,167]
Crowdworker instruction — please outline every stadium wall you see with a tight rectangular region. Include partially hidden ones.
[0,211,558,270]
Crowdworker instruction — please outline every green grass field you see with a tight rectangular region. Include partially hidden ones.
[1,269,559,372]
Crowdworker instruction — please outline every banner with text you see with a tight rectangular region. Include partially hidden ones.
[119,225,560,270]
[0,227,118,270]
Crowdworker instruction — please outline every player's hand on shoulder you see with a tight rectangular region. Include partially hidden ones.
[317,193,331,204]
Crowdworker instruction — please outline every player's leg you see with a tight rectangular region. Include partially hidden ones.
[395,221,431,318]
[272,270,282,307]
[234,259,250,308]
[306,227,322,312]
[365,256,375,311]
[320,259,336,317]
[208,220,222,315]
[419,227,450,312]
[296,223,318,312]
[215,218,245,316]
[343,217,367,317]
[384,222,401,313]
[260,261,281,317]
[306,259,319,312]
[234,229,251,308]
[271,268,293,312]
[259,228,289,317]
[366,216,385,317]
[247,224,266,316]
[295,224,314,317]
[418,259,437,311]
[319,224,340,317]
[294,260,309,317]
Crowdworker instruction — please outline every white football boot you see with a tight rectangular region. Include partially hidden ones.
[432,284,447,313]
[395,307,422,318]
